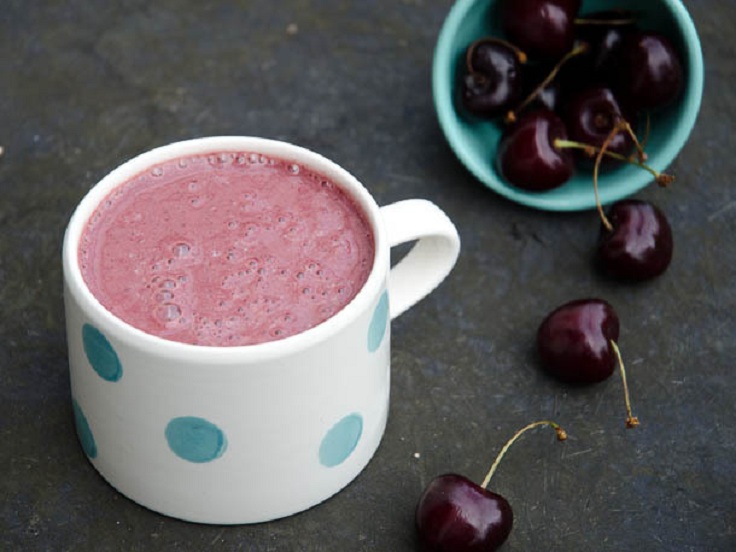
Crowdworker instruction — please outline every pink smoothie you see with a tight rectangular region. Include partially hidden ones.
[79,151,375,346]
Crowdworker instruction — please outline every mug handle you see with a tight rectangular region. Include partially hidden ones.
[379,199,461,320]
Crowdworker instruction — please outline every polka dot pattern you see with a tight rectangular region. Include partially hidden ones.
[82,323,123,382]
[72,399,97,459]
[75,291,385,476]
[367,291,389,352]
[319,413,363,468]
[165,416,228,463]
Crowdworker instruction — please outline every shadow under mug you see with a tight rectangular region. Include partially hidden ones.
[62,136,460,524]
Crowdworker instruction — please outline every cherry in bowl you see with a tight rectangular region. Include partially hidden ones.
[432,0,704,211]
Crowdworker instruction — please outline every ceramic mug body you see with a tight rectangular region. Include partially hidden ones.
[62,137,460,524]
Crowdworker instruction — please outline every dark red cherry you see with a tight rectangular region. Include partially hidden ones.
[497,109,574,191]
[616,31,684,111]
[537,298,619,384]
[575,10,638,80]
[597,199,673,280]
[416,474,513,552]
[416,421,567,552]
[501,0,582,60]
[519,62,564,113]
[460,38,526,118]
[565,86,635,165]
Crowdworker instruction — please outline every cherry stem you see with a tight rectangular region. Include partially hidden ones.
[554,139,672,185]
[610,340,640,429]
[620,120,647,163]
[466,36,527,75]
[505,42,589,124]
[480,420,567,490]
[592,121,628,231]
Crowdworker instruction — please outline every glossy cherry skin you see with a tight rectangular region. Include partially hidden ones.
[520,62,565,113]
[497,109,574,191]
[501,0,582,60]
[616,31,684,111]
[565,85,634,164]
[416,474,513,552]
[597,199,673,280]
[537,298,620,384]
[460,39,524,118]
[575,10,638,80]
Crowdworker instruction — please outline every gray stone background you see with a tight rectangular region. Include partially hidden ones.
[1,1,734,550]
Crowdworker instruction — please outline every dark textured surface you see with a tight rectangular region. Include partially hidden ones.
[1,1,735,550]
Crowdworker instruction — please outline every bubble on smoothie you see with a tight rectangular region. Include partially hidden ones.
[156,303,182,322]
[288,163,300,175]
[207,154,220,166]
[188,180,200,192]
[156,290,174,302]
[161,279,176,289]
[177,158,188,169]
[173,242,191,257]
[243,224,258,239]
[151,166,164,177]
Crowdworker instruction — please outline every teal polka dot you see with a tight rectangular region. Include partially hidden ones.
[82,324,122,382]
[319,413,363,468]
[367,291,389,353]
[72,399,97,459]
[165,416,227,463]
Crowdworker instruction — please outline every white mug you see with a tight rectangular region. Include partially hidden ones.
[62,136,460,524]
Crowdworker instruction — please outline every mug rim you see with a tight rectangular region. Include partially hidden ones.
[62,136,389,363]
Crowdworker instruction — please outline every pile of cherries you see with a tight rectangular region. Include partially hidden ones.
[459,0,685,193]
[413,2,685,550]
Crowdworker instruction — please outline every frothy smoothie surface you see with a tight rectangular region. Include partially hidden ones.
[79,152,375,346]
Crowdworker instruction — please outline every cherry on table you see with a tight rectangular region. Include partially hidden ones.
[597,199,673,281]
[537,298,639,428]
[416,421,567,552]
[497,109,574,191]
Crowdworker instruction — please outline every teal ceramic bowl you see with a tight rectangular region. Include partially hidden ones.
[432,0,704,211]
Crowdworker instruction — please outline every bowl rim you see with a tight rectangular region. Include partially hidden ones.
[432,0,705,211]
